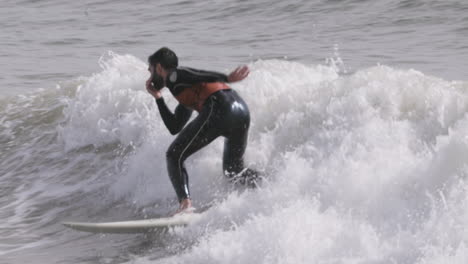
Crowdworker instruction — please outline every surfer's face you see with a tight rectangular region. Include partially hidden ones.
[151,73,165,90]
[148,64,165,90]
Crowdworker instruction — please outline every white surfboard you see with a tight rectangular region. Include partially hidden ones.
[63,213,201,234]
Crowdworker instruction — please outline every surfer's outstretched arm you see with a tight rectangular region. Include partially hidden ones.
[175,67,229,84]
[170,65,249,93]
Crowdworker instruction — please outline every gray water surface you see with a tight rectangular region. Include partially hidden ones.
[1,0,466,96]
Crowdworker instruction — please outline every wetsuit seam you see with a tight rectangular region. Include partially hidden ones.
[177,98,214,200]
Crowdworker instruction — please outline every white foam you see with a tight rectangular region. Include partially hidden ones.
[58,52,159,150]
[158,63,468,263]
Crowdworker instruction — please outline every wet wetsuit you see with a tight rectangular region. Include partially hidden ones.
[155,67,256,201]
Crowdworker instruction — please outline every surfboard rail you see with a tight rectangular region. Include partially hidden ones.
[63,213,201,234]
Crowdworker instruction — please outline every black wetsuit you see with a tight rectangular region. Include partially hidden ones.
[155,67,256,201]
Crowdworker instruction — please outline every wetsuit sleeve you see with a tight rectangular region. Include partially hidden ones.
[155,97,193,135]
[177,67,229,84]
[165,67,229,94]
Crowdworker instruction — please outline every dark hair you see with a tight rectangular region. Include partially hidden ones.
[148,47,178,70]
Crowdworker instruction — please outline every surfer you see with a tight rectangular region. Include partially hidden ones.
[145,47,258,214]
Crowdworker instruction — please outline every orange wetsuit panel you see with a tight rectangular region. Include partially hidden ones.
[175,82,230,112]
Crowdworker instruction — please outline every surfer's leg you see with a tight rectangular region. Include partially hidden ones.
[166,101,221,202]
[223,127,258,184]
[223,129,248,175]
[220,91,258,185]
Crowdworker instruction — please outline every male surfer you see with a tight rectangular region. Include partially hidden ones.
[145,47,257,214]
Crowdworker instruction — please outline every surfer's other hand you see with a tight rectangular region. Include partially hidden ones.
[228,65,249,82]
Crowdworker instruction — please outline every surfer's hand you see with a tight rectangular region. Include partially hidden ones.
[146,76,162,99]
[228,65,249,82]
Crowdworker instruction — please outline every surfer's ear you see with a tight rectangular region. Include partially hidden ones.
[157,63,172,78]
[155,63,162,73]
[156,63,165,75]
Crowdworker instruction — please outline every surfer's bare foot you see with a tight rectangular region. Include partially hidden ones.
[173,198,193,215]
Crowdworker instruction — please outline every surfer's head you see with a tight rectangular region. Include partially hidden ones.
[148,47,178,71]
[148,47,178,90]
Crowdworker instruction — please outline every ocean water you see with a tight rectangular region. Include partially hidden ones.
[1,0,468,263]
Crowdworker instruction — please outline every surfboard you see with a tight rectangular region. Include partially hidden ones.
[63,213,201,234]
